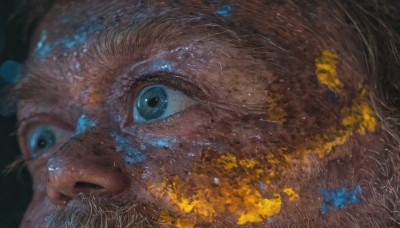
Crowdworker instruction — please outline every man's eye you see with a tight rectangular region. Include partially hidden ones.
[29,126,56,158]
[133,85,194,123]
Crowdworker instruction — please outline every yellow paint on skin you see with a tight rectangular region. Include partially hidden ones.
[315,50,344,93]
[152,153,287,225]
[153,50,378,226]
[342,89,377,134]
[239,159,259,168]
[312,50,377,157]
[266,94,287,124]
[283,187,299,201]
[159,210,195,228]
[218,153,238,170]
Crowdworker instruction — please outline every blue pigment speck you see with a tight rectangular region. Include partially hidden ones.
[258,181,265,189]
[267,217,273,225]
[0,60,21,84]
[111,132,146,164]
[75,114,96,134]
[35,30,51,59]
[149,60,176,72]
[35,16,103,59]
[149,138,177,148]
[319,186,362,215]
[36,30,47,50]
[215,5,233,17]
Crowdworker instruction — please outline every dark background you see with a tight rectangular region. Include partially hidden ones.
[1,1,33,227]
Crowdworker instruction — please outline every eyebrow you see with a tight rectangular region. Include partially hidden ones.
[9,14,201,104]
[91,15,189,60]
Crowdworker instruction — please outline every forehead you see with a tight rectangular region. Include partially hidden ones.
[16,0,365,116]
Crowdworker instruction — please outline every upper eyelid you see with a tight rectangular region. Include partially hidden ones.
[127,72,210,101]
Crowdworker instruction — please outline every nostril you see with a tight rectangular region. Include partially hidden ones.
[74,182,104,191]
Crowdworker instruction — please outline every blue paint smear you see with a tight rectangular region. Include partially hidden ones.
[215,5,233,17]
[35,15,103,59]
[319,186,362,215]
[149,138,177,148]
[75,114,96,134]
[0,60,22,84]
[267,217,273,225]
[111,132,146,164]
[149,60,176,72]
[35,30,51,59]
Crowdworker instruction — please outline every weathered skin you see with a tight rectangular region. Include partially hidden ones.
[9,0,399,227]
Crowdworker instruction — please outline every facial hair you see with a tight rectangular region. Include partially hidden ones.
[44,195,159,228]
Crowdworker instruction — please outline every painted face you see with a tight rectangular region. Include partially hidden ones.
[12,0,395,227]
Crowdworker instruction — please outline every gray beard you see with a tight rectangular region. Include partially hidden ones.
[44,196,158,228]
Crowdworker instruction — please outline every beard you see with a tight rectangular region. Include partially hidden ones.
[44,195,159,228]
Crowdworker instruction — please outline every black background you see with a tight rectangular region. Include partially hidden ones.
[1,1,33,227]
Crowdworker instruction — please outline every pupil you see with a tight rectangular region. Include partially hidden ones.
[37,137,48,149]
[147,96,160,107]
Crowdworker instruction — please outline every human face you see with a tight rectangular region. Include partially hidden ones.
[15,0,391,227]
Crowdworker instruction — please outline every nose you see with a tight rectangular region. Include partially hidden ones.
[46,132,130,205]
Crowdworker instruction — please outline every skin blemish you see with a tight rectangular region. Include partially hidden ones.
[315,50,343,93]
[215,4,233,17]
[111,132,146,164]
[0,60,22,84]
[319,186,362,215]
[75,114,96,134]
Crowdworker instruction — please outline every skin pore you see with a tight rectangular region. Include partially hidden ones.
[6,0,399,227]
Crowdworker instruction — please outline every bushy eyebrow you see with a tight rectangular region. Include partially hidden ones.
[90,15,188,60]
[8,15,197,105]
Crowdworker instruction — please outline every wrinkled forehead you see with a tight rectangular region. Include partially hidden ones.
[28,0,324,55]
[30,0,171,54]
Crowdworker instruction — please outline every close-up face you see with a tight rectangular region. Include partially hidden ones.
[4,0,399,227]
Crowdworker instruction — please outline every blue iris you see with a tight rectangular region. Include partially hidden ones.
[29,126,56,157]
[136,86,168,120]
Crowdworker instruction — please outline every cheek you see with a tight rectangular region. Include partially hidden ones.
[21,186,55,228]
[145,115,295,225]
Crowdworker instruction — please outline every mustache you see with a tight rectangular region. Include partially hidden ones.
[44,195,159,228]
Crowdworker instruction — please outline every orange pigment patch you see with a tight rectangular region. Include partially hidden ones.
[152,151,296,226]
[315,50,343,93]
[153,50,377,226]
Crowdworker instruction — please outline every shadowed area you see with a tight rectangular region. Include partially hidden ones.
[0,0,32,227]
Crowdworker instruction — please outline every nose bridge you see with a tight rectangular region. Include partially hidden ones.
[46,131,130,205]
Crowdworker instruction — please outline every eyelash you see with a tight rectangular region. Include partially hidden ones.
[120,72,205,125]
[127,72,206,102]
